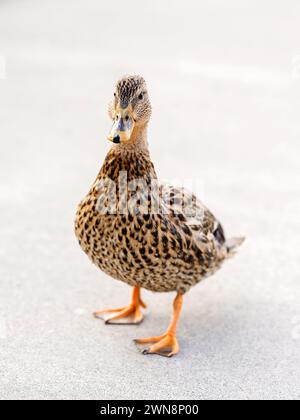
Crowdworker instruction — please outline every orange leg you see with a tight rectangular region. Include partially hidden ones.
[93,286,146,325]
[134,293,183,357]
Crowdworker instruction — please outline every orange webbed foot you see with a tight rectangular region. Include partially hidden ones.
[134,332,179,358]
[93,287,146,325]
[93,304,144,325]
[134,292,183,358]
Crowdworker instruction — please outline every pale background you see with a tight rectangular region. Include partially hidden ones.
[0,0,300,400]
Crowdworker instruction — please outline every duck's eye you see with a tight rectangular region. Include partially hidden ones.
[114,93,116,97]
[138,93,143,100]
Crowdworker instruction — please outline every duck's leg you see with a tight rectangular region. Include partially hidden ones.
[134,293,183,357]
[93,286,146,325]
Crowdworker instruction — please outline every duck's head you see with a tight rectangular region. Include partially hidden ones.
[107,75,152,144]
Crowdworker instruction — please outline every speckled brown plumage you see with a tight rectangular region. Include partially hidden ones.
[75,75,244,357]
[75,144,236,294]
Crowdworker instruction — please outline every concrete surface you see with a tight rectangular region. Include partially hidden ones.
[0,0,300,400]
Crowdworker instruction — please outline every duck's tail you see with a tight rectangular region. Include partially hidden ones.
[226,236,246,257]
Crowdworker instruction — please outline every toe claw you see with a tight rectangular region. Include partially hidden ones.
[93,312,104,320]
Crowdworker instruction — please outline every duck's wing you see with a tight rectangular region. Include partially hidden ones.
[159,184,226,249]
[160,184,245,255]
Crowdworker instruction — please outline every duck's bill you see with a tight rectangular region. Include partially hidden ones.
[107,117,135,144]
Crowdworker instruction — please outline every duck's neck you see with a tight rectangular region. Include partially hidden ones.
[100,124,157,183]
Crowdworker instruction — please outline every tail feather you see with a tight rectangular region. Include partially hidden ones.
[226,237,246,256]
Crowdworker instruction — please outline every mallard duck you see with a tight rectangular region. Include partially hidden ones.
[75,75,244,357]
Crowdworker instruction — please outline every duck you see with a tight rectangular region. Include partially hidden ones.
[75,75,244,357]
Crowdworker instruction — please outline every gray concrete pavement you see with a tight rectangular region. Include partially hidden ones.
[0,0,300,400]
